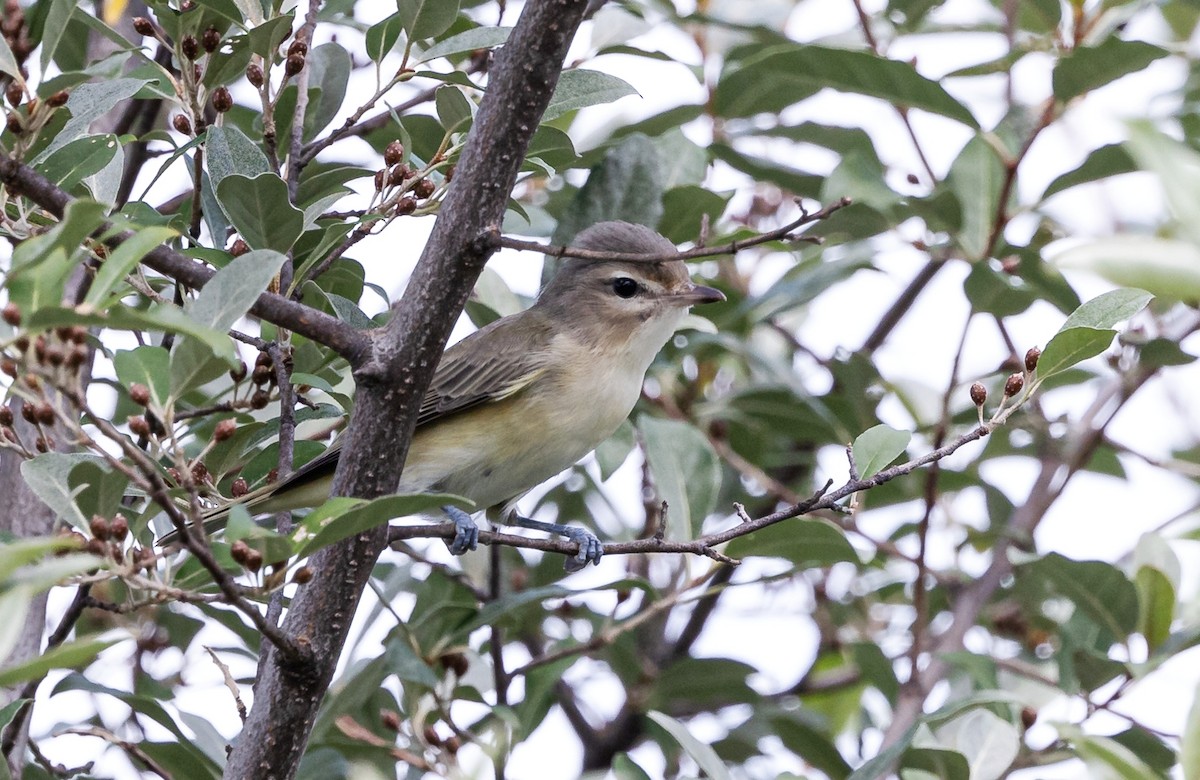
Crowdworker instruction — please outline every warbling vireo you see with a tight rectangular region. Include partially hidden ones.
[162,221,724,570]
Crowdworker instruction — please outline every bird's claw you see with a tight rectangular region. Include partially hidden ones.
[562,527,603,572]
[442,505,479,555]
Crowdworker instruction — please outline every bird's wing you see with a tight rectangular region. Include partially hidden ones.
[257,313,555,497]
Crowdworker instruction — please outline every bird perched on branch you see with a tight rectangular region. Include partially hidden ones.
[161,221,724,571]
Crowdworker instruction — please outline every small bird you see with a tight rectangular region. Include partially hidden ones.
[162,221,724,570]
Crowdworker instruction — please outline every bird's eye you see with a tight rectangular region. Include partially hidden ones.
[611,277,639,299]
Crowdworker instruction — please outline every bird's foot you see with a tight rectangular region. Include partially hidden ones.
[508,514,603,571]
[442,505,479,555]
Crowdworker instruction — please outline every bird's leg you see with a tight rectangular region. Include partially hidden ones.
[501,510,603,572]
[441,505,479,555]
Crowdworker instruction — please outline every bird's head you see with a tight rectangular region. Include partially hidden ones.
[536,222,725,350]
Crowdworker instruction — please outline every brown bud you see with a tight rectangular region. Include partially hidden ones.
[166,467,182,484]
[231,476,249,497]
[383,140,404,167]
[438,651,469,677]
[172,114,192,135]
[287,40,308,57]
[230,539,251,564]
[443,164,454,182]
[246,62,264,88]
[85,537,107,556]
[443,736,460,755]
[1004,372,1024,398]
[244,547,263,572]
[130,383,151,406]
[213,418,237,442]
[132,17,155,36]
[33,335,46,361]
[68,326,87,344]
[374,169,385,191]
[46,90,68,108]
[422,725,441,745]
[0,359,15,378]
[251,363,272,385]
[0,407,11,426]
[229,361,247,382]
[267,467,279,484]
[109,514,128,542]
[191,461,210,484]
[128,415,151,437]
[250,390,269,409]
[906,172,920,184]
[43,346,64,366]
[284,53,304,77]
[4,82,21,107]
[1020,706,1037,729]
[21,372,38,390]
[254,351,272,367]
[89,514,110,541]
[34,435,51,452]
[229,238,250,256]
[1000,255,1020,275]
[969,382,987,407]
[202,26,221,53]
[1,302,19,326]
[54,326,72,341]
[6,113,22,134]
[291,565,312,584]
[2,428,17,443]
[34,402,54,425]
[211,85,233,113]
[413,178,435,199]
[180,35,199,60]
[135,545,156,570]
[396,197,417,216]
[20,403,35,424]
[388,165,406,187]
[1024,347,1040,373]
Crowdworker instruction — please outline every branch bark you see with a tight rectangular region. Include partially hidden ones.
[222,2,591,777]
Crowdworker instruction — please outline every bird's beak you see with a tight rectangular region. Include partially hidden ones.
[672,284,726,306]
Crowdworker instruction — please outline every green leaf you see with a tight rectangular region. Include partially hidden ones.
[1041,143,1136,200]
[215,173,304,251]
[848,722,919,780]
[293,493,473,559]
[0,537,88,584]
[26,305,234,363]
[934,709,1018,780]
[1026,553,1139,639]
[658,186,729,244]
[549,133,664,266]
[435,85,474,132]
[37,79,147,160]
[189,248,288,332]
[0,30,21,82]
[902,748,970,780]
[1061,288,1153,331]
[0,635,120,687]
[1058,724,1163,780]
[458,585,571,634]
[20,453,109,530]
[365,12,405,62]
[725,519,859,566]
[398,0,461,40]
[1055,236,1200,303]
[1052,38,1168,102]
[647,711,731,780]
[38,134,120,191]
[205,125,270,192]
[416,26,512,63]
[715,44,977,128]
[638,415,721,539]
[1126,121,1200,246]
[1135,566,1174,651]
[302,44,352,140]
[773,715,852,780]
[112,345,170,408]
[1037,327,1116,378]
[543,69,638,121]
[853,424,911,479]
[85,226,178,307]
[1184,680,1200,780]
[38,0,73,72]
[947,135,1004,260]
